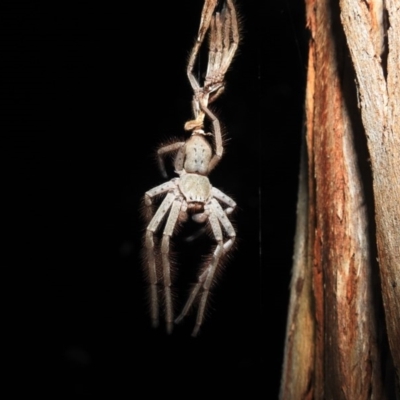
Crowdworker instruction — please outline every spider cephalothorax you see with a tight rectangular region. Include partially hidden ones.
[143,0,239,337]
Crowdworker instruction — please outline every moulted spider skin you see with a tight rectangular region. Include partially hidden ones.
[143,0,239,337]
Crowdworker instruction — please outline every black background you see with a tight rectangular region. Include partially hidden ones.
[3,0,306,397]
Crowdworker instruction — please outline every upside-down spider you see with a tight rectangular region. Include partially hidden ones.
[143,0,239,337]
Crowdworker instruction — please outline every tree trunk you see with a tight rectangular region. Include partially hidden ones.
[280,0,399,398]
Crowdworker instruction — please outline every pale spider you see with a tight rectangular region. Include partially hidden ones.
[143,0,239,337]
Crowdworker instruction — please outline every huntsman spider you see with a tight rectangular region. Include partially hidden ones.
[143,0,239,337]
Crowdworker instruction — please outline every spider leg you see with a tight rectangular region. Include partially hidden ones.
[200,101,223,172]
[175,198,236,336]
[206,9,222,89]
[191,211,224,337]
[174,209,219,327]
[187,0,218,92]
[218,0,239,82]
[185,0,218,132]
[145,181,177,204]
[157,142,185,178]
[210,197,236,255]
[185,0,239,133]
[144,180,177,220]
[206,0,239,104]
[161,199,182,334]
[211,187,236,214]
[144,191,176,328]
[192,199,235,336]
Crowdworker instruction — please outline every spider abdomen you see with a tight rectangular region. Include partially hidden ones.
[183,135,212,174]
[179,173,211,203]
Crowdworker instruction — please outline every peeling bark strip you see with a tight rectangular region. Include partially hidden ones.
[339,0,400,385]
[280,0,392,397]
[279,139,315,400]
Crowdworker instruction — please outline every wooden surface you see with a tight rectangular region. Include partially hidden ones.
[340,0,400,385]
[280,0,399,397]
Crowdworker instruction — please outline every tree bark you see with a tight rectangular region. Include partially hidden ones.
[340,0,400,384]
[280,0,399,398]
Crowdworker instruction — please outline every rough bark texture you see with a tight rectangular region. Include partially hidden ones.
[280,0,399,398]
[280,139,315,400]
[340,0,400,384]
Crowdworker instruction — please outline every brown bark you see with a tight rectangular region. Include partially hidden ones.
[279,139,315,400]
[280,0,399,398]
[340,0,400,384]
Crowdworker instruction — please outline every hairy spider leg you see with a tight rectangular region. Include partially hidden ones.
[193,199,236,336]
[160,199,182,333]
[187,0,218,93]
[185,0,239,134]
[175,198,236,336]
[157,142,185,178]
[200,101,223,172]
[211,186,236,213]
[219,0,239,81]
[145,183,177,329]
